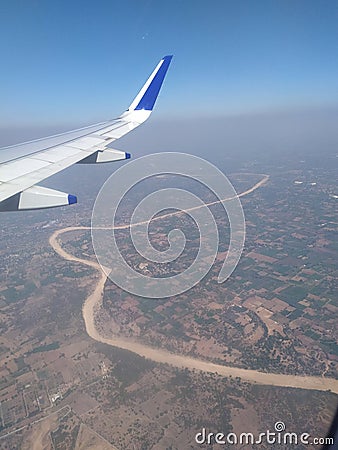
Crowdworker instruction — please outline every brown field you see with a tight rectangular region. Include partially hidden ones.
[74,424,116,450]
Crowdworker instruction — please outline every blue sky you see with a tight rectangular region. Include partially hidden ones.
[1,0,338,126]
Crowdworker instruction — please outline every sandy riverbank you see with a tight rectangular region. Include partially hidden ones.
[49,174,338,394]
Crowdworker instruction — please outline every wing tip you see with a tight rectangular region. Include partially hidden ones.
[68,194,77,205]
[128,55,173,113]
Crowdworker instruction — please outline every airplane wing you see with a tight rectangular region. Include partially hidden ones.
[0,55,173,211]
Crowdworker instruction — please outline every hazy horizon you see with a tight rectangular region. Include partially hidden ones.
[1,106,338,158]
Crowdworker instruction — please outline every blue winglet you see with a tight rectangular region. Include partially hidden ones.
[68,194,77,205]
[135,55,173,111]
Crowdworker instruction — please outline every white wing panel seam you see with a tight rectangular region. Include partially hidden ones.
[0,158,50,183]
[30,146,82,163]
[66,136,107,150]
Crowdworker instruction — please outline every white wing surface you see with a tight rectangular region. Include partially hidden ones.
[0,55,173,211]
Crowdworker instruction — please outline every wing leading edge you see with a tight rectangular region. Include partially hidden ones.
[0,55,173,211]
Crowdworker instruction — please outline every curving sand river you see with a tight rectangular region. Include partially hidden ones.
[49,175,338,394]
